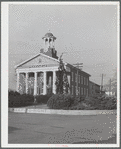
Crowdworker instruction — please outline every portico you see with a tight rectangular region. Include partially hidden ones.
[16,66,58,95]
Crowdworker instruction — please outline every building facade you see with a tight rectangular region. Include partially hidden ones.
[68,63,90,97]
[15,33,90,97]
[89,81,100,96]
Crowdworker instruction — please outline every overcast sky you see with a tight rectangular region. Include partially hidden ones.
[9,3,118,90]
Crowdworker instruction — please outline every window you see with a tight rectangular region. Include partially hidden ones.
[72,72,73,81]
[75,86,79,95]
[84,77,86,85]
[29,88,34,95]
[79,75,80,83]
[81,88,83,95]
[84,88,86,95]
[81,76,83,84]
[75,74,77,82]
[72,85,74,95]
[75,86,77,95]
[86,89,88,97]
[87,78,88,85]
[78,87,80,95]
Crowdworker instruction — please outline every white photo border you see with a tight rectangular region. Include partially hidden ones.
[1,1,120,148]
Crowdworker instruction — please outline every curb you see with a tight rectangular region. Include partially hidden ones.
[8,108,117,115]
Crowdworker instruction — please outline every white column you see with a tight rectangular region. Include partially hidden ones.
[43,71,47,95]
[25,72,28,94]
[34,72,37,96]
[53,71,56,94]
[67,75,71,94]
[16,72,19,92]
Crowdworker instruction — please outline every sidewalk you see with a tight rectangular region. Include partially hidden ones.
[9,104,117,115]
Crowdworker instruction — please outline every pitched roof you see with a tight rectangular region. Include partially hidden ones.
[66,63,91,77]
[14,53,59,69]
[89,80,100,86]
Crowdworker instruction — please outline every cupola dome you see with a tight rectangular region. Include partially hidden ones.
[42,32,56,40]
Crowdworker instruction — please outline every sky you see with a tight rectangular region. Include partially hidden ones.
[9,3,118,90]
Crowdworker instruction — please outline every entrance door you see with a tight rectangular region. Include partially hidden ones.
[47,72,52,94]
[37,85,43,95]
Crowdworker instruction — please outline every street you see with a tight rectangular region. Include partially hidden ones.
[8,112,116,144]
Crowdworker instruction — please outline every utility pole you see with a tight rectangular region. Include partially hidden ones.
[76,64,79,96]
[101,74,103,93]
[100,74,106,94]
[73,63,83,96]
[109,78,111,95]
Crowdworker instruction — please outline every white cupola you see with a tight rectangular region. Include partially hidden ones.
[40,32,58,59]
[42,32,56,52]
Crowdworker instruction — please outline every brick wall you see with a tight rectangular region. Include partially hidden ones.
[67,65,90,97]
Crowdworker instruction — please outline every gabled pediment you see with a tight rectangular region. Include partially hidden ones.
[15,53,59,69]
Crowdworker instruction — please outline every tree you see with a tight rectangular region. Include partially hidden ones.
[55,54,69,94]
[104,70,117,95]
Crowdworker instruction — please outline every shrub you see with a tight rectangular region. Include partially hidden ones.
[8,90,20,97]
[47,94,75,109]
[69,103,85,110]
[104,96,117,110]
[83,95,117,110]
[9,94,34,107]
[80,95,86,101]
[47,93,117,110]
[35,94,54,104]
[8,90,34,107]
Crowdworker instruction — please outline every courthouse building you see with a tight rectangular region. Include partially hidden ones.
[15,33,90,96]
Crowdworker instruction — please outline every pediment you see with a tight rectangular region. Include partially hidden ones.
[16,53,59,69]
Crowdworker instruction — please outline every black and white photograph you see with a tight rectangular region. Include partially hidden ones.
[1,2,120,147]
